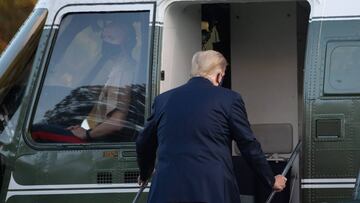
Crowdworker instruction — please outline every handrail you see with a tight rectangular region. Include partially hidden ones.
[132,141,302,203]
[265,141,302,203]
[132,179,149,203]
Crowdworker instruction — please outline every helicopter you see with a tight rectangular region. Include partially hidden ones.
[0,0,360,202]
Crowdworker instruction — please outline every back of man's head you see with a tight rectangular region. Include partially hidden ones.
[191,50,227,78]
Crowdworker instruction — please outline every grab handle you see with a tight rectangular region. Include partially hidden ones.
[265,141,302,203]
[132,179,149,203]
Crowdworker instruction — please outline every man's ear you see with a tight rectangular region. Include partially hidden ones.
[216,73,222,86]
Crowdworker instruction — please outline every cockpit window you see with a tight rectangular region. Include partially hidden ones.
[31,12,151,144]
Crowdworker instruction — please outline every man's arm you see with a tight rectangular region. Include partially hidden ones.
[70,87,131,139]
[88,86,132,138]
[136,100,158,182]
[229,94,285,190]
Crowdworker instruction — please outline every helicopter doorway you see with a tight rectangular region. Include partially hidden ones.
[161,1,310,203]
[201,3,310,203]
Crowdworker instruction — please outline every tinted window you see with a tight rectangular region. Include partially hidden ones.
[324,41,360,94]
[31,12,150,143]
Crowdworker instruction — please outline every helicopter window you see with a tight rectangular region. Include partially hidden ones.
[31,11,150,144]
[324,41,360,94]
[0,8,47,144]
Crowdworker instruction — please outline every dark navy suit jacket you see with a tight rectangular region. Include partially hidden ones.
[136,77,275,203]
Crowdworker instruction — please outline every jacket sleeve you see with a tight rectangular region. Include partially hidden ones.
[229,94,275,189]
[136,98,158,181]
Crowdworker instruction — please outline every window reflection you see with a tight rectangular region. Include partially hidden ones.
[31,12,150,143]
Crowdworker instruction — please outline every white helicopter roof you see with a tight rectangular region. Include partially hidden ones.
[35,0,360,24]
[309,0,360,21]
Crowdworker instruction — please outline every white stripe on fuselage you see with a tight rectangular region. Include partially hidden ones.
[301,178,356,189]
[6,173,150,201]
[301,184,355,189]
[6,188,150,201]
[301,178,356,183]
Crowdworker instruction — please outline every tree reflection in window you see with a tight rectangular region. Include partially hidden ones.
[31,12,150,143]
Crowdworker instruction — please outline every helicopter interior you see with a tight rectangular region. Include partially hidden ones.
[30,11,151,143]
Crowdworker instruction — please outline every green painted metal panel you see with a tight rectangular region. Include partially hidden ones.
[13,149,138,185]
[303,188,353,203]
[303,19,360,203]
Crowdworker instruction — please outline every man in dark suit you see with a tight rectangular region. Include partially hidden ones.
[136,50,287,203]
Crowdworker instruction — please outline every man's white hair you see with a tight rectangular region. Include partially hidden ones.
[191,50,228,77]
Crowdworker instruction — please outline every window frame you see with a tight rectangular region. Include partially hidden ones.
[24,3,156,150]
[0,8,48,145]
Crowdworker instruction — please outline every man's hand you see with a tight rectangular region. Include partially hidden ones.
[273,175,287,192]
[137,176,147,187]
[67,125,87,139]
[66,125,81,131]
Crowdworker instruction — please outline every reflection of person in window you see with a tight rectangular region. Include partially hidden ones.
[32,21,136,143]
[69,21,136,141]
